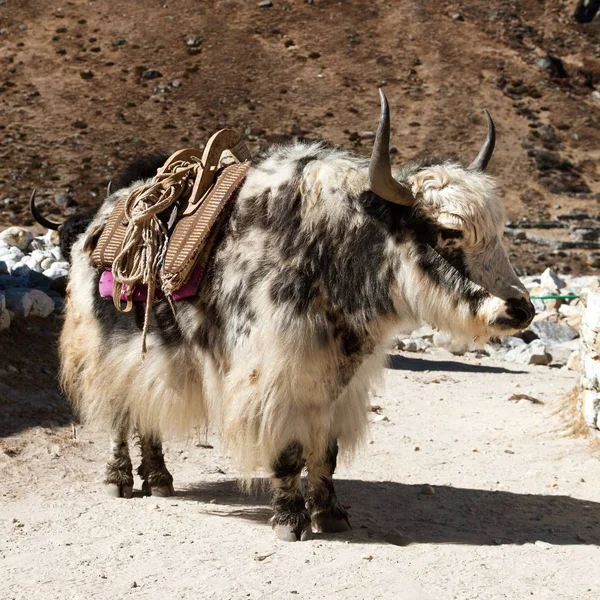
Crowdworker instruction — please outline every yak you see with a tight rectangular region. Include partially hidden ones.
[58,90,534,541]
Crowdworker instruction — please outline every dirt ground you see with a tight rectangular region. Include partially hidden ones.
[1,0,599,274]
[2,2,600,598]
[2,320,600,599]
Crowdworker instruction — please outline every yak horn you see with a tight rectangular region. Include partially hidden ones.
[369,88,414,206]
[106,180,113,197]
[29,190,62,231]
[468,109,495,171]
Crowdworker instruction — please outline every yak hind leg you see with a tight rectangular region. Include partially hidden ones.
[137,434,175,497]
[306,439,350,533]
[105,425,134,498]
[270,442,312,542]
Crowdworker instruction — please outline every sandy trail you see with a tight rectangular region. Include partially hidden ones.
[1,352,599,600]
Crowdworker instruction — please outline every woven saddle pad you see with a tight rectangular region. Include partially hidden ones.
[90,129,250,297]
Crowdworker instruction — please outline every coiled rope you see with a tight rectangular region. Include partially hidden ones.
[111,158,203,354]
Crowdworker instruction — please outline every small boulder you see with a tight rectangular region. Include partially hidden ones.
[540,268,566,292]
[530,321,578,344]
[0,227,33,252]
[505,340,552,365]
[5,288,55,318]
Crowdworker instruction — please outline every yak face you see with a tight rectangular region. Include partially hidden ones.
[394,160,534,342]
[365,89,534,343]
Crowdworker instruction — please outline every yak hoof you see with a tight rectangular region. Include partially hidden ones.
[142,481,175,497]
[311,515,351,534]
[274,523,313,542]
[151,484,175,497]
[105,483,133,499]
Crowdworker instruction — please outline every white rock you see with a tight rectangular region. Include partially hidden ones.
[43,266,69,280]
[30,249,52,262]
[50,247,63,261]
[24,256,43,273]
[40,257,55,270]
[540,268,566,292]
[566,350,580,371]
[0,226,33,251]
[558,304,580,318]
[582,390,600,427]
[0,246,24,261]
[505,340,552,365]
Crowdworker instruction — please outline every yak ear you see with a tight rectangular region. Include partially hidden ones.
[467,110,495,171]
[369,88,415,206]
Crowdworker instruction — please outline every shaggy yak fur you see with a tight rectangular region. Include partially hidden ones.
[60,98,534,541]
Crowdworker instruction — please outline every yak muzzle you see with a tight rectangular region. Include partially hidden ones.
[488,296,535,331]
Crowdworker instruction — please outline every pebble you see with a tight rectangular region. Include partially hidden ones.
[141,69,162,80]
[420,484,435,496]
[258,0,273,6]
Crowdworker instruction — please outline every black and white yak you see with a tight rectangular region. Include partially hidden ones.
[59,91,534,541]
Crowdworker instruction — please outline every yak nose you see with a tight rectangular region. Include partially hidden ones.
[506,296,535,328]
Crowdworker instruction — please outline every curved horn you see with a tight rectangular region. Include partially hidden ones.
[29,190,62,231]
[468,109,495,171]
[106,180,113,197]
[369,88,414,206]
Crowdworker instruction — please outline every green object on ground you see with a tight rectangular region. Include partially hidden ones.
[529,294,580,300]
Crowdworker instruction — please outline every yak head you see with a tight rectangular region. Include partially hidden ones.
[369,90,534,343]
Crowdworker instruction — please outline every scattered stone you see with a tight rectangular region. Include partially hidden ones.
[530,321,578,344]
[171,80,182,88]
[0,227,33,251]
[184,34,202,47]
[505,340,552,366]
[540,268,566,292]
[113,37,126,46]
[567,350,580,371]
[535,54,568,79]
[141,69,162,80]
[451,13,464,21]
[258,0,273,6]
[5,288,55,318]
[80,69,94,80]
[420,484,435,496]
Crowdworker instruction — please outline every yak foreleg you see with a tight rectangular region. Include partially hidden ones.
[137,434,175,497]
[305,439,350,533]
[270,442,312,542]
[105,424,134,498]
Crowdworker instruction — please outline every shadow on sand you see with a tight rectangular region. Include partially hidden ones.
[387,354,527,374]
[180,478,600,546]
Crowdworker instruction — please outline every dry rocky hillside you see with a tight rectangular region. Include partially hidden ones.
[0,0,598,274]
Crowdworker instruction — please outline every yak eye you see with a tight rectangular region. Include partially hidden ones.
[439,229,463,241]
